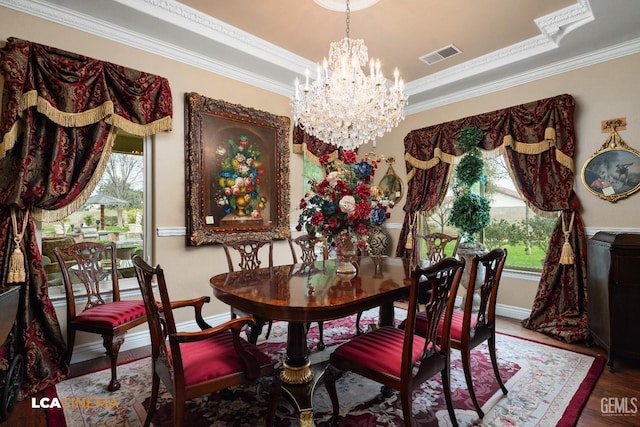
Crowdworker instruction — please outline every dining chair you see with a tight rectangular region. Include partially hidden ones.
[415,232,460,264]
[323,257,465,427]
[54,241,146,392]
[223,238,274,344]
[132,255,281,427]
[288,235,329,350]
[440,248,508,418]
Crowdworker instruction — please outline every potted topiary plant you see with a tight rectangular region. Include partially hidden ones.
[448,125,491,311]
[448,124,491,246]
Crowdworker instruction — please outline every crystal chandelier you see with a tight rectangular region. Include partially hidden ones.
[291,0,407,151]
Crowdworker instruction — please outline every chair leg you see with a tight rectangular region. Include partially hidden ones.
[489,335,508,395]
[355,311,364,335]
[440,366,459,427]
[260,374,282,427]
[317,321,325,351]
[264,320,273,340]
[323,364,343,426]
[144,369,160,427]
[103,333,125,392]
[461,348,484,418]
[399,387,414,427]
[174,395,185,427]
[245,320,265,344]
[65,328,76,365]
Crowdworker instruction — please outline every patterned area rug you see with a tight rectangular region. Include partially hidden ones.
[46,309,604,426]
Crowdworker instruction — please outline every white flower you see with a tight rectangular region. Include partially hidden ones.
[326,171,340,187]
[339,195,356,214]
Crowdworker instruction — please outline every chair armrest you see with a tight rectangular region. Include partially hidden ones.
[173,316,254,343]
[169,296,212,329]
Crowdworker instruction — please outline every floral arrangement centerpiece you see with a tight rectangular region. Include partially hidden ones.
[215,135,267,219]
[296,151,393,264]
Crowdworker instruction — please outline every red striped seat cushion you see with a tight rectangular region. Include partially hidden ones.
[178,331,272,386]
[330,326,425,378]
[414,309,478,342]
[74,300,146,328]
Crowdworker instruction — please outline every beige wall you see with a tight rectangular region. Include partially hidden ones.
[2,7,639,335]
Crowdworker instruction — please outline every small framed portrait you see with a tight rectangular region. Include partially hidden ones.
[581,140,640,203]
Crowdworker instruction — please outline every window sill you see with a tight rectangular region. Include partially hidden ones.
[502,268,541,282]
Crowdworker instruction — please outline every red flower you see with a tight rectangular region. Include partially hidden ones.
[311,211,324,226]
[335,180,350,195]
[354,182,371,199]
[342,151,357,164]
[355,201,372,219]
[354,222,369,235]
[319,154,332,165]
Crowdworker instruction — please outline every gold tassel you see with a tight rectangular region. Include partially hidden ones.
[559,211,575,265]
[405,230,413,249]
[7,246,25,283]
[7,207,30,284]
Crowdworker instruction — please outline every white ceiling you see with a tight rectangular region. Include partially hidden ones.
[3,0,640,115]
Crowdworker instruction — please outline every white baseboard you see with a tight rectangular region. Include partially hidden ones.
[71,303,531,364]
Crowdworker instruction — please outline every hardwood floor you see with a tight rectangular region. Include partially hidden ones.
[2,317,639,426]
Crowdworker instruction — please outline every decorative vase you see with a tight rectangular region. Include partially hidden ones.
[235,194,250,216]
[457,242,489,313]
[367,224,390,256]
[334,229,358,279]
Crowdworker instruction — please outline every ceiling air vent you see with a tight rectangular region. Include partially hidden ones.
[419,44,461,65]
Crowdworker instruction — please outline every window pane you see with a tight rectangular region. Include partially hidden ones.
[420,154,555,273]
[41,133,144,286]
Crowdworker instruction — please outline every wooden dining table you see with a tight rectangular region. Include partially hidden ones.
[210,255,412,426]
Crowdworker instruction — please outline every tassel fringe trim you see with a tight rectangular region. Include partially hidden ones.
[1,90,172,160]
[404,127,575,180]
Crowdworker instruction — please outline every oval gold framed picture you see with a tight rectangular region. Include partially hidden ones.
[581,145,640,202]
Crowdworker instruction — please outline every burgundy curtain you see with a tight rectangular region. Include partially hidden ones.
[0,37,173,397]
[293,124,345,158]
[399,94,588,343]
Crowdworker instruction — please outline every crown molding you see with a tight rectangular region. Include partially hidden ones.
[405,0,594,97]
[2,0,639,115]
[406,36,640,115]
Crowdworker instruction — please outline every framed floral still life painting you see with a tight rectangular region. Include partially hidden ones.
[185,92,291,245]
[581,129,640,203]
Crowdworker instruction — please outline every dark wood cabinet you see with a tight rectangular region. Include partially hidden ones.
[587,232,640,371]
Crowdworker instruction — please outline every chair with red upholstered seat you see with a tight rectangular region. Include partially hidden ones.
[223,238,274,344]
[412,248,508,418]
[445,248,508,418]
[54,241,146,392]
[323,257,464,427]
[132,255,281,427]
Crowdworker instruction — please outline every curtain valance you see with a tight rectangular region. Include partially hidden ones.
[0,37,173,158]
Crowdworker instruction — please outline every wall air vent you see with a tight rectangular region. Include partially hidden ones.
[419,44,461,65]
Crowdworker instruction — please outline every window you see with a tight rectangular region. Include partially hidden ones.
[421,154,556,273]
[40,132,149,289]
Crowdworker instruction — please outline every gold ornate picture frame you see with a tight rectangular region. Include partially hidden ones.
[378,157,404,205]
[581,128,640,203]
[185,92,291,245]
